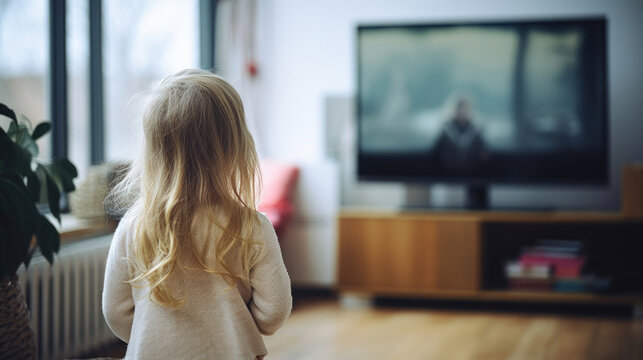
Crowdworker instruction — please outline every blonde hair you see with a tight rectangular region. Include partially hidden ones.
[110,69,262,307]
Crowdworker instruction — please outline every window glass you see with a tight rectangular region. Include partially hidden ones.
[0,0,50,160]
[104,0,199,161]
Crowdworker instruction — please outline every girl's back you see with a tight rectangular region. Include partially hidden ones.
[102,70,292,360]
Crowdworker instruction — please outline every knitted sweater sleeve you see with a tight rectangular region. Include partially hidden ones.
[249,214,293,335]
[102,217,135,343]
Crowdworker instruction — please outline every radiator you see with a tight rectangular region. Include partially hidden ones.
[16,235,117,360]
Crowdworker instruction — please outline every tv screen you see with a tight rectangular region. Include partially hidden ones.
[357,18,608,185]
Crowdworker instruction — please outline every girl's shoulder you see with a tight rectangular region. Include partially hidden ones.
[255,211,277,238]
[112,208,139,244]
[256,211,272,227]
[253,211,281,257]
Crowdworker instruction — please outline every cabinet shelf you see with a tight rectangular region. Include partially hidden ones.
[338,210,643,307]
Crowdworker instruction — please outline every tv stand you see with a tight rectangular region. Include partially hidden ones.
[403,184,431,209]
[337,209,643,314]
[403,184,489,210]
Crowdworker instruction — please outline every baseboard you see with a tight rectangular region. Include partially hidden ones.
[292,285,338,299]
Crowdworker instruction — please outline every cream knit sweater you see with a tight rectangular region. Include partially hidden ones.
[102,211,292,360]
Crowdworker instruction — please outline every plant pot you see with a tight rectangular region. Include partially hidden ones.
[0,275,35,360]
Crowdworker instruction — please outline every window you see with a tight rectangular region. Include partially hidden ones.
[0,0,50,160]
[1,0,214,177]
[104,0,200,161]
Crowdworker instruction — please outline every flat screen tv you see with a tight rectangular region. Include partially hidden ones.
[357,17,608,208]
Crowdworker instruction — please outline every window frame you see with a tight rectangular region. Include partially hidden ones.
[48,0,217,165]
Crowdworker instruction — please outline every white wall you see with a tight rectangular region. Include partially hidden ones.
[279,161,339,286]
[256,0,643,211]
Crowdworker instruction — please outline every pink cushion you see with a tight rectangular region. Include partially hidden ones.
[257,161,299,236]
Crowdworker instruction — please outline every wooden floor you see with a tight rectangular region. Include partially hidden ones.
[262,299,643,360]
[88,297,643,360]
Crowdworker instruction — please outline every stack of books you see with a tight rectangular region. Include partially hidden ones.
[505,261,553,291]
[505,240,586,292]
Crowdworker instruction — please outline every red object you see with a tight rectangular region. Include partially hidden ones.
[519,254,585,278]
[247,61,258,77]
[257,161,299,236]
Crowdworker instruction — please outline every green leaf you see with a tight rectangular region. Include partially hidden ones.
[0,129,17,172]
[19,114,33,129]
[3,180,37,228]
[50,158,78,192]
[0,103,17,122]
[52,158,78,178]
[56,171,75,193]
[0,178,37,271]
[3,173,24,189]
[0,226,20,278]
[42,165,61,189]
[0,192,22,277]
[15,124,38,157]
[7,121,19,137]
[0,178,37,236]
[16,146,33,176]
[35,165,48,203]
[23,247,37,269]
[31,122,51,140]
[46,174,61,222]
[0,226,10,277]
[26,171,41,201]
[34,214,60,264]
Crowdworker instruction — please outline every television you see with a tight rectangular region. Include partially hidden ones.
[357,17,608,208]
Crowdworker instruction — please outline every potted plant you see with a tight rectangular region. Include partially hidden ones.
[0,103,77,359]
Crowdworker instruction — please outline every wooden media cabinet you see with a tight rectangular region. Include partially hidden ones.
[337,209,643,307]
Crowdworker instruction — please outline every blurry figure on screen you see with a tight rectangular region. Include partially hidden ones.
[432,95,488,175]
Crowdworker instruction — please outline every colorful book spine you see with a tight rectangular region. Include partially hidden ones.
[519,254,585,277]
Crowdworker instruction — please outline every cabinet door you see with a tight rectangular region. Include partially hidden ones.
[338,216,480,291]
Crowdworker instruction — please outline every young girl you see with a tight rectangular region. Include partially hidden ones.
[102,69,292,360]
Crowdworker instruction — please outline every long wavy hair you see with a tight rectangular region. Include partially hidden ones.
[110,69,262,307]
